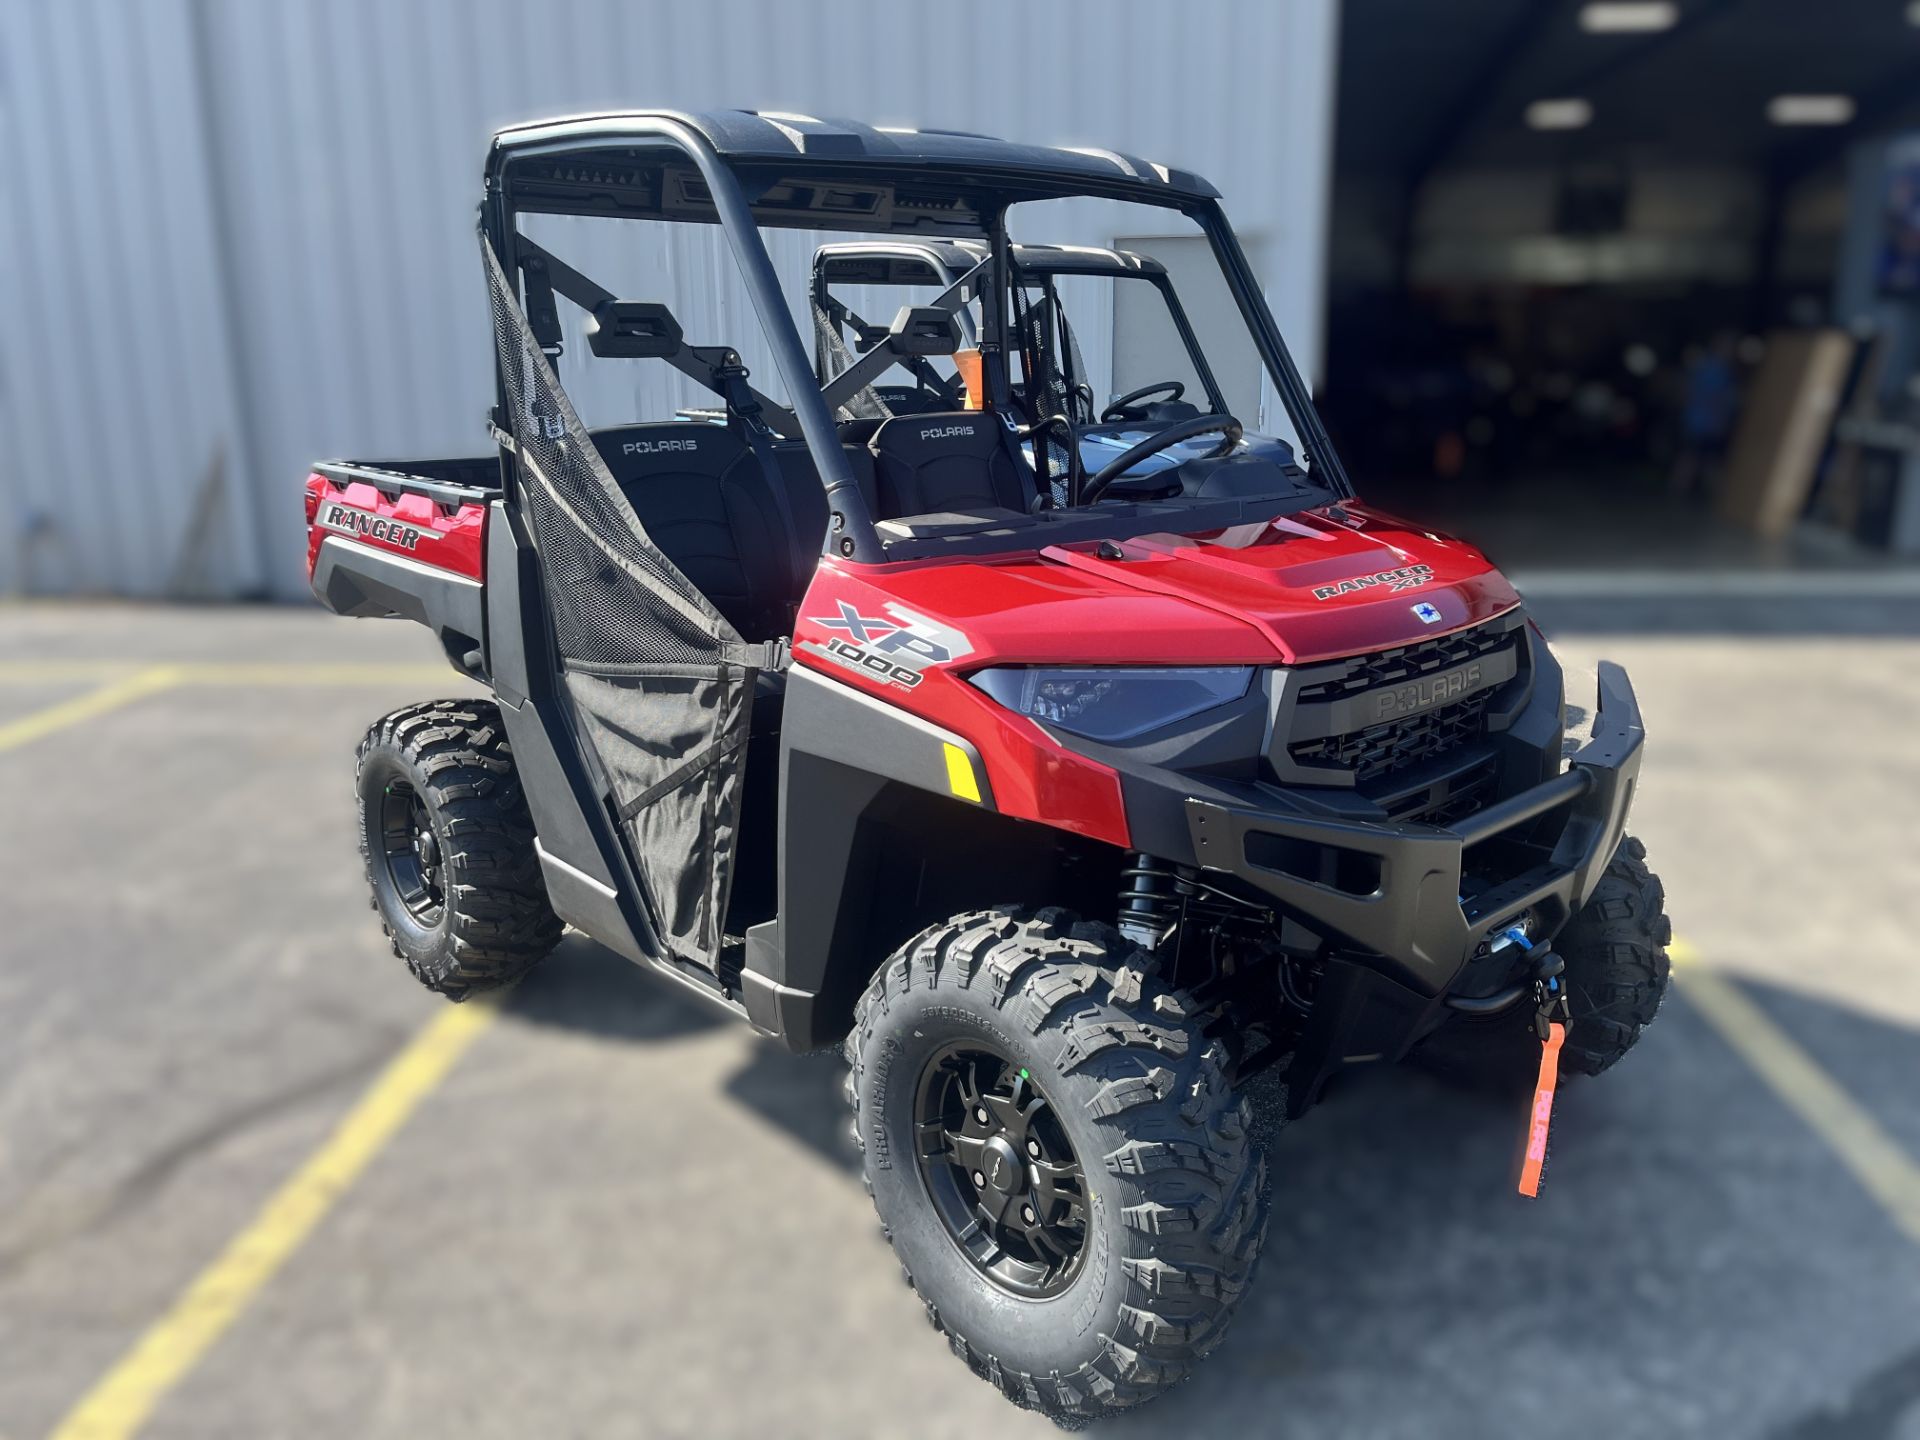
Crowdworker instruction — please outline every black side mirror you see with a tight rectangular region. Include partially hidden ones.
[587,301,684,359]
[889,305,961,358]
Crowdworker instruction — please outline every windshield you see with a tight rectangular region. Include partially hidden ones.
[1004,201,1307,467]
[493,136,1342,560]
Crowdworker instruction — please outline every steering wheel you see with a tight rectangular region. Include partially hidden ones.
[1080,415,1242,505]
[1101,380,1185,423]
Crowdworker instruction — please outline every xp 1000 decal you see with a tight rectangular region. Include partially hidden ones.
[801,600,973,689]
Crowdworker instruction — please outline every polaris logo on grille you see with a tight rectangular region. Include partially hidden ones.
[919,424,976,441]
[317,501,439,551]
[622,438,698,455]
[1370,661,1484,722]
[1312,563,1434,601]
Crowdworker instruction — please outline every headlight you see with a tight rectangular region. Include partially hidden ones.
[969,666,1252,742]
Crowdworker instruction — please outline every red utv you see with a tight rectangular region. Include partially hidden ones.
[305,110,1670,1423]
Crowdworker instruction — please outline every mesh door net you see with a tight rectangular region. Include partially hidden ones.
[483,237,776,971]
[812,304,893,421]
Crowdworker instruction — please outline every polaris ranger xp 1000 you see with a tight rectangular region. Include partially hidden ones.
[306,111,1670,1423]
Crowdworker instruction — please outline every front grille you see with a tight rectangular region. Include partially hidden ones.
[1290,689,1497,783]
[1282,615,1524,797]
[1294,620,1519,705]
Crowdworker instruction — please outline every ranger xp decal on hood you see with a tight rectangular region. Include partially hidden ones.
[317,501,441,551]
[801,600,973,689]
[1312,563,1432,601]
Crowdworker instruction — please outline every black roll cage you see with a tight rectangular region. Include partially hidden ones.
[1021,263,1230,424]
[479,110,1351,565]
[811,242,987,353]
[809,241,1233,421]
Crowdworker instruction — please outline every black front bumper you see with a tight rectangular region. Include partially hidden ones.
[1181,661,1643,997]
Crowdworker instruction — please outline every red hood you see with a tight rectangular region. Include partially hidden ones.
[809,504,1520,669]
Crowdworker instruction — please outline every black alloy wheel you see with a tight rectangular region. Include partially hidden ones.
[913,1042,1087,1297]
[355,700,562,998]
[377,778,445,927]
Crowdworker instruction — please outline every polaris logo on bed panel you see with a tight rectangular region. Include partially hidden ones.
[800,600,974,690]
[919,424,976,441]
[1311,563,1433,601]
[621,438,699,455]
[317,502,440,550]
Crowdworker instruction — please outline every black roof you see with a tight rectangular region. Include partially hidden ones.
[489,109,1220,202]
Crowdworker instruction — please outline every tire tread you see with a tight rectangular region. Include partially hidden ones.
[356,699,562,999]
[844,907,1270,1422]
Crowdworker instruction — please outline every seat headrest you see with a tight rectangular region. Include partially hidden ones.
[592,423,744,484]
[871,413,1003,459]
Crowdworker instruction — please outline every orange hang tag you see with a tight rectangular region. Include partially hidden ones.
[1517,1020,1566,1198]
[954,348,984,409]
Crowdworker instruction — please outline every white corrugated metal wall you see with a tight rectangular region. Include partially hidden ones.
[1,0,1338,599]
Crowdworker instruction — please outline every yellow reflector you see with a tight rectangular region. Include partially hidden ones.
[942,743,981,803]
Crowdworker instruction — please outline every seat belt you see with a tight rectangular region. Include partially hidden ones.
[519,257,565,362]
[1006,286,1060,507]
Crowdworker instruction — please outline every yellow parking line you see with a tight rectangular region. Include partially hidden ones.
[47,993,504,1440]
[0,667,185,754]
[0,662,464,757]
[0,661,454,686]
[0,661,146,682]
[175,662,464,686]
[1674,940,1920,1245]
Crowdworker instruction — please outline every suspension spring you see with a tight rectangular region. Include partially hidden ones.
[1116,854,1193,952]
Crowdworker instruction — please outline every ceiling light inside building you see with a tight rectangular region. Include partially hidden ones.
[1766,94,1856,126]
[1908,0,1920,25]
[1526,98,1594,130]
[1579,3,1678,33]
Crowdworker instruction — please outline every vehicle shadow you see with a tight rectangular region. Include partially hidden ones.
[1091,980,1920,1439]
[724,1044,858,1173]
[505,932,727,1044]
[491,934,1920,1437]
[503,933,860,1174]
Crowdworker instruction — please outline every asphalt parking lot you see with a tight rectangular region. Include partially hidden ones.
[3,596,1919,1440]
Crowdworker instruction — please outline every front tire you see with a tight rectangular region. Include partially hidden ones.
[845,908,1268,1423]
[355,700,562,999]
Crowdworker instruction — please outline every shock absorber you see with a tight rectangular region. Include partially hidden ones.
[1116,853,1191,952]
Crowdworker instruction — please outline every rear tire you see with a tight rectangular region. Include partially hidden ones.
[355,699,562,999]
[1421,834,1672,1083]
[845,907,1269,1423]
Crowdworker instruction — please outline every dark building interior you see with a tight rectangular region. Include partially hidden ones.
[1323,0,1920,574]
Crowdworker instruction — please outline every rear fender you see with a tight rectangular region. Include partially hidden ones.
[305,467,492,673]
